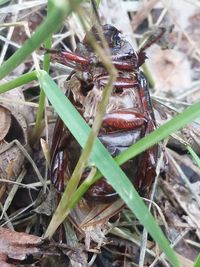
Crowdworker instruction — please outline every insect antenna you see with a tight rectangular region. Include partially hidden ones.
[137,25,174,67]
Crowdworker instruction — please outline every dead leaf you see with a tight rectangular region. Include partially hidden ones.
[35,190,57,216]
[0,106,11,142]
[0,227,42,261]
[0,89,28,202]
[0,227,87,266]
[146,46,192,95]
[40,138,50,166]
[69,199,124,251]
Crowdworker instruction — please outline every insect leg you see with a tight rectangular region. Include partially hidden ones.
[43,48,90,70]
[50,119,72,192]
[136,71,156,124]
[134,72,158,194]
[96,75,138,89]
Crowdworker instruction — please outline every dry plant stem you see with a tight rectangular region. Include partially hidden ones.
[52,31,72,47]
[152,95,191,107]
[143,198,169,232]
[0,1,47,14]
[109,204,167,263]
[0,35,20,49]
[28,181,51,188]
[0,20,40,70]
[132,0,159,31]
[0,0,21,66]
[155,7,168,26]
[0,22,30,27]
[185,239,200,249]
[88,254,97,266]
[79,199,124,228]
[43,138,50,194]
[149,229,189,267]
[40,138,51,167]
[167,149,200,209]
[0,203,14,230]
[162,2,200,62]
[44,6,117,239]
[23,21,40,70]
[0,96,42,108]
[110,225,156,258]
[104,246,139,264]
[10,213,36,229]
[0,201,36,227]
[0,0,84,80]
[30,1,53,146]
[176,81,200,100]
[139,150,166,267]
[0,179,38,190]
[0,168,26,220]
[0,140,45,185]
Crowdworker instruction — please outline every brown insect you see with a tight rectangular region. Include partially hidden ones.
[49,23,167,202]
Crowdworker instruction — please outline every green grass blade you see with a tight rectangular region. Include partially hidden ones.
[0,71,37,93]
[194,254,200,267]
[187,146,200,168]
[0,0,83,80]
[38,70,179,267]
[31,0,54,144]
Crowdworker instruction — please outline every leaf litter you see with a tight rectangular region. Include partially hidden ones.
[0,0,200,266]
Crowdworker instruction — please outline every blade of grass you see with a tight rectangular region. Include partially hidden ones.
[0,71,37,93]
[38,70,179,267]
[193,254,200,267]
[187,145,200,168]
[31,0,54,144]
[0,0,84,80]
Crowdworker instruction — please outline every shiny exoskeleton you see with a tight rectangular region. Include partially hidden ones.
[50,24,161,202]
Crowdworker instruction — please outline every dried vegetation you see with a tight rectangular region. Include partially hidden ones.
[0,0,200,266]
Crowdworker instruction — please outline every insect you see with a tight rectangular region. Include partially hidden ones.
[49,23,167,202]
